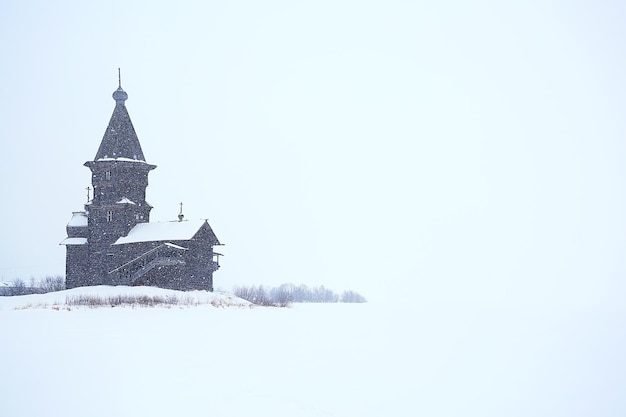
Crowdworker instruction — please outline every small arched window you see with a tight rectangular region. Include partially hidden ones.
[107,211,113,222]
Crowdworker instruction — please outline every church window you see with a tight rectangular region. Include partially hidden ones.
[107,211,113,222]
[105,171,111,180]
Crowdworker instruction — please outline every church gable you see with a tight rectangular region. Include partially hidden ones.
[194,221,221,246]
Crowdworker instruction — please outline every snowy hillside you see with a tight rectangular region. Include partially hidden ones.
[1,287,625,417]
[0,285,250,310]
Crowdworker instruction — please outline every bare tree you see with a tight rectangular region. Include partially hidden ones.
[39,275,66,293]
[10,279,27,296]
[270,284,293,307]
[341,290,367,303]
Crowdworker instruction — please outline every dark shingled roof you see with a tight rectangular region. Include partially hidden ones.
[94,86,146,161]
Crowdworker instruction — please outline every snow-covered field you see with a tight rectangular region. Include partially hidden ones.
[1,287,625,417]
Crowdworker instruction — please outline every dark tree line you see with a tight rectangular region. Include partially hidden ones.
[233,283,367,306]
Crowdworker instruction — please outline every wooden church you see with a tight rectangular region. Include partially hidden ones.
[61,77,221,291]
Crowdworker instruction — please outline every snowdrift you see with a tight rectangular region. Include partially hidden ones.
[0,285,251,310]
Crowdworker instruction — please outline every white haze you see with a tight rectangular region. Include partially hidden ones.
[1,1,625,306]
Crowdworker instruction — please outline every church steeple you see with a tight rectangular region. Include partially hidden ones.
[84,75,156,250]
[94,70,146,161]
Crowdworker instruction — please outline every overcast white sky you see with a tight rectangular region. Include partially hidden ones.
[1,0,625,304]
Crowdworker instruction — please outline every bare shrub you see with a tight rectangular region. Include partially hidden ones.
[270,285,294,307]
[252,286,271,306]
[165,294,179,305]
[64,293,221,308]
[66,295,105,307]
[10,279,27,296]
[289,284,339,303]
[234,283,366,304]
[340,290,367,303]
[233,285,255,302]
[234,285,283,307]
[39,275,65,293]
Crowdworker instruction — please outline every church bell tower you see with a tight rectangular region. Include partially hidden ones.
[82,74,156,283]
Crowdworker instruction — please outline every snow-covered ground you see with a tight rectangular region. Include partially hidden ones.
[1,287,625,416]
[0,285,250,310]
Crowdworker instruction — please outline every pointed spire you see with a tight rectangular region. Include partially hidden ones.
[93,71,146,161]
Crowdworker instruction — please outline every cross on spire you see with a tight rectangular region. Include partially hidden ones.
[118,68,121,88]
[178,202,185,221]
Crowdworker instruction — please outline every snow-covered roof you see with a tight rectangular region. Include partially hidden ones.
[114,220,208,245]
[60,237,88,245]
[67,212,88,227]
[116,198,136,205]
[96,157,147,163]
[164,242,188,250]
